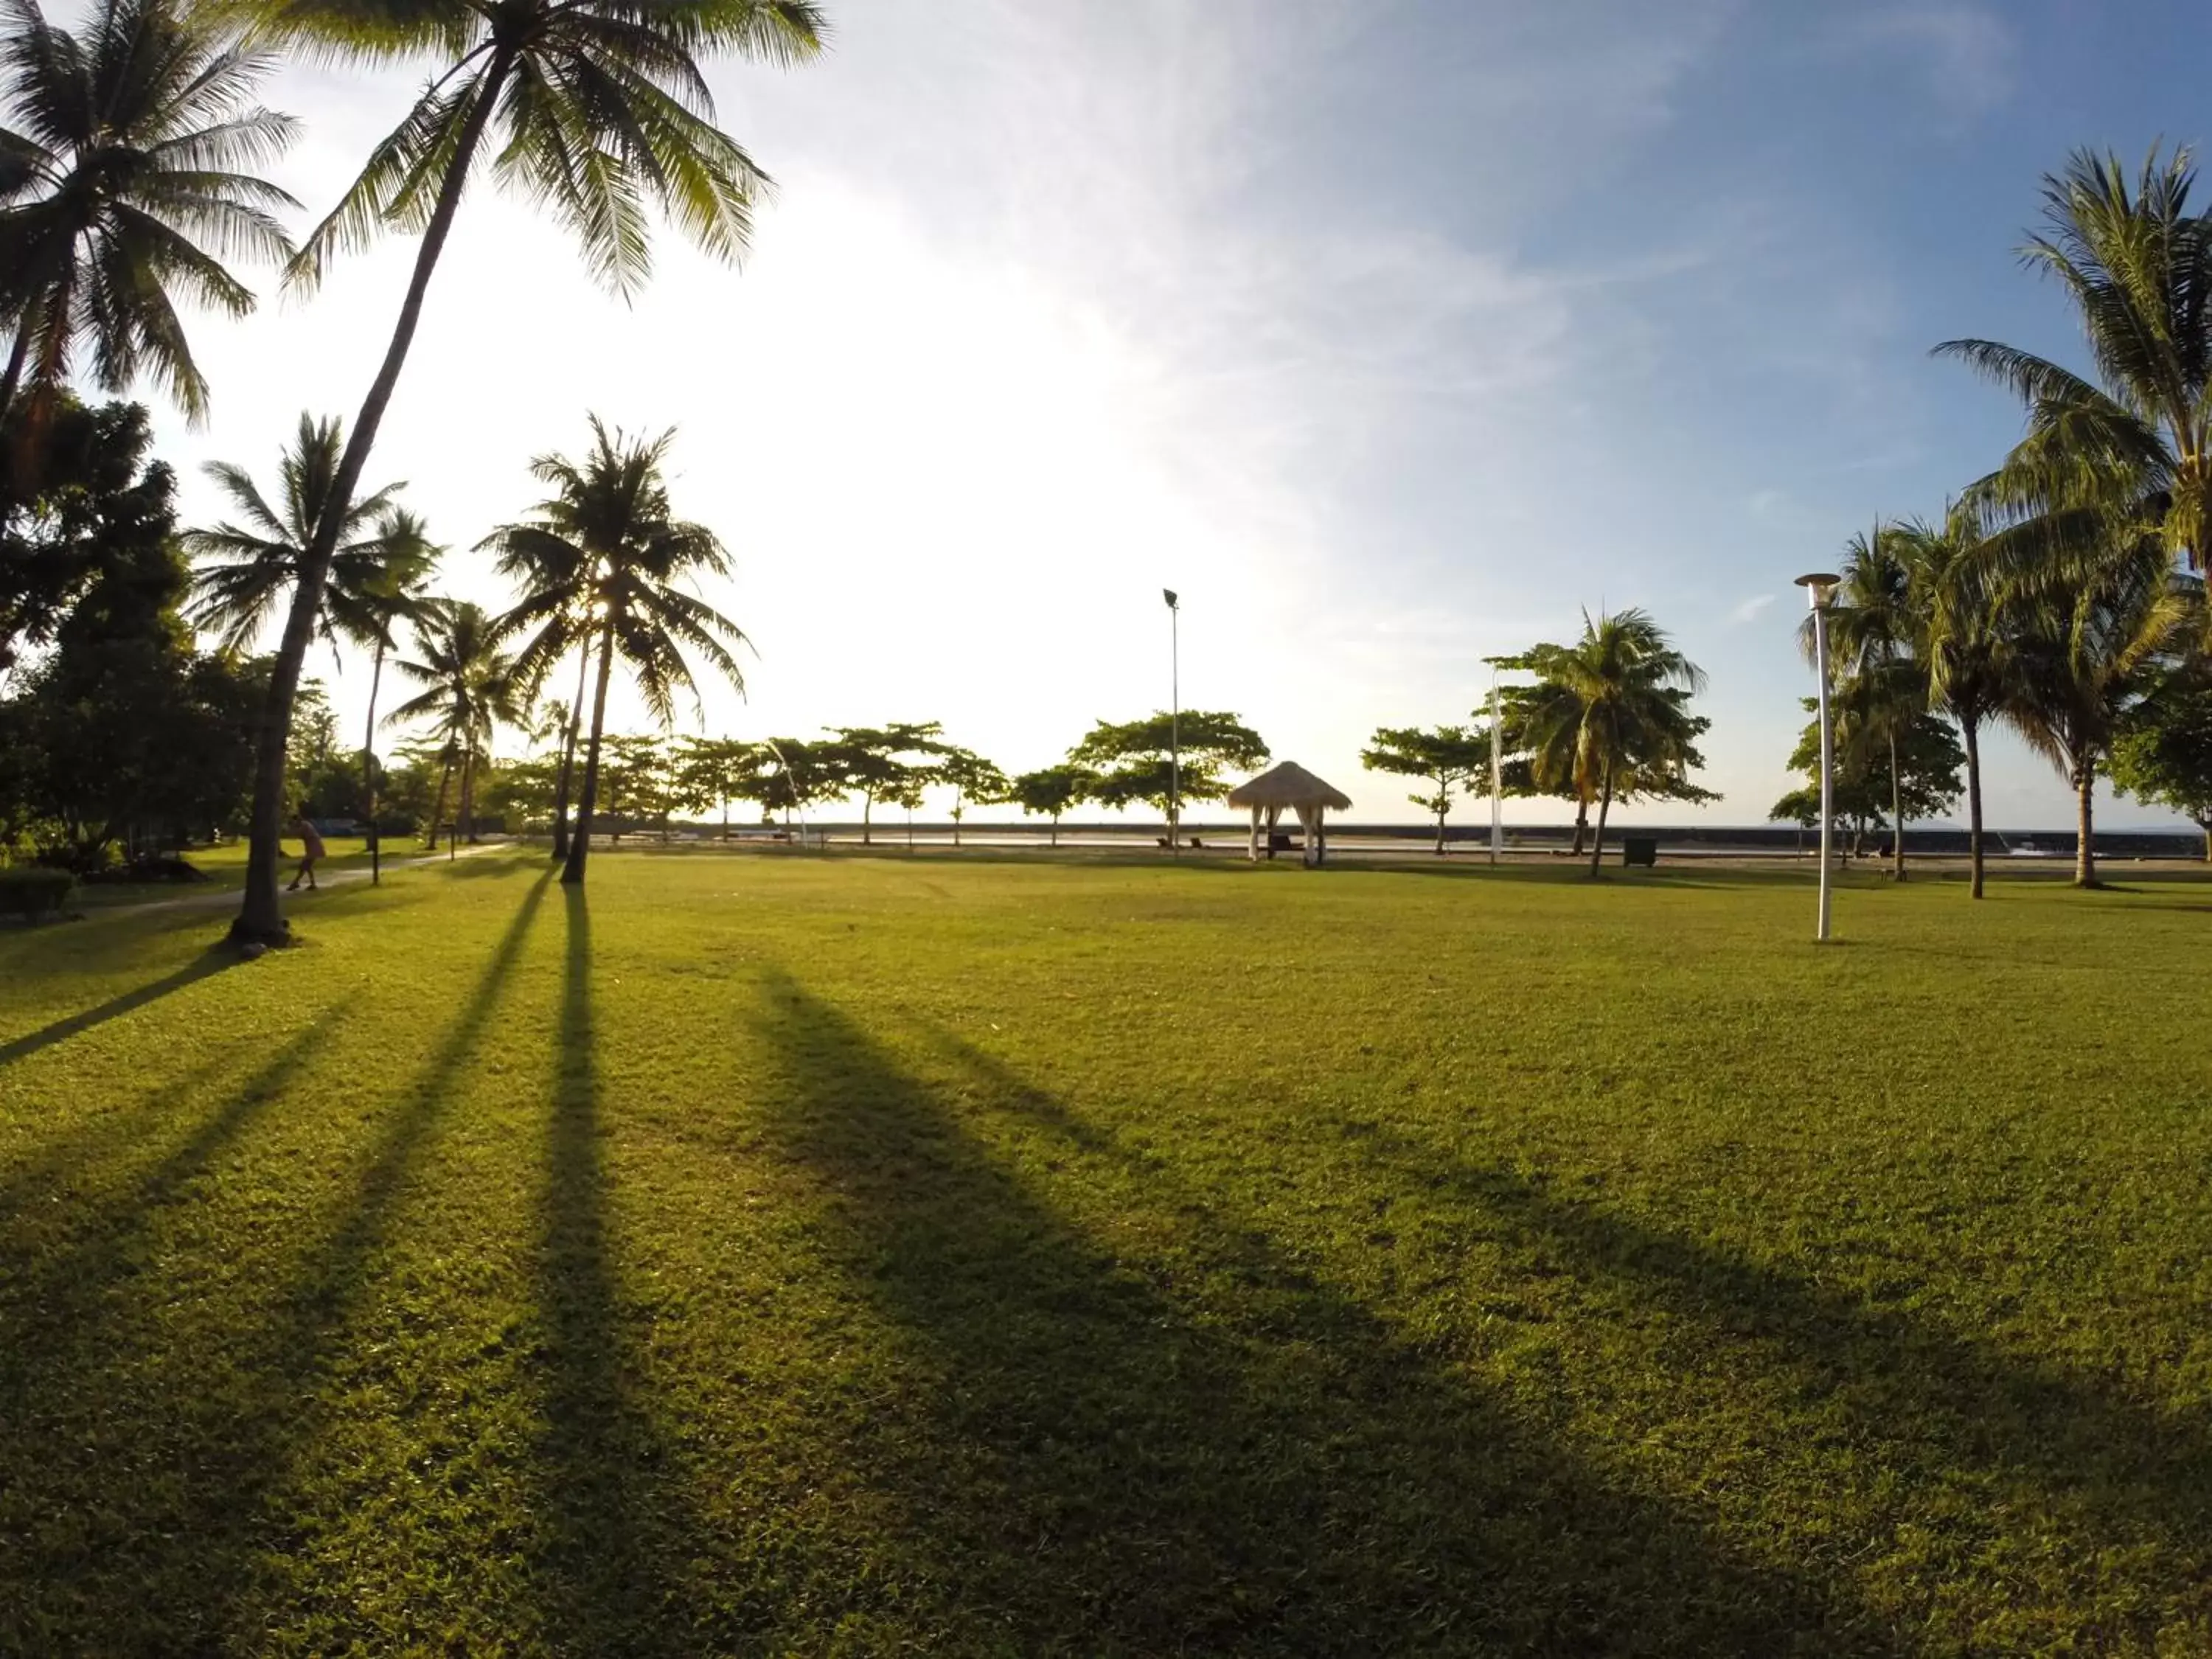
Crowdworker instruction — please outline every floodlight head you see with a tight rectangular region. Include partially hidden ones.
[1163,588,1179,609]
[1794,571,1841,610]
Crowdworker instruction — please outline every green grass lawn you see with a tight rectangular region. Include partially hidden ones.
[2,850,2208,1655]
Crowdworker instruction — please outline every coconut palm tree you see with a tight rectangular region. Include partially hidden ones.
[1996,532,2198,888]
[0,0,299,432]
[1935,146,2212,585]
[533,421,746,886]
[387,599,527,845]
[184,414,423,652]
[1520,610,1706,878]
[223,0,825,943]
[1799,524,1927,880]
[1903,513,2016,899]
[481,476,600,863]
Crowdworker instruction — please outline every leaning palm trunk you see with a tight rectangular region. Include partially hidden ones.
[550,639,591,860]
[2074,763,2097,888]
[459,747,478,843]
[364,641,386,883]
[1963,717,1985,900]
[1569,799,1588,856]
[234,55,514,942]
[1587,768,1613,878]
[562,616,619,886]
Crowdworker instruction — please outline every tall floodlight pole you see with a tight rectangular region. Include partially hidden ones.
[1795,571,1841,942]
[1164,588,1180,857]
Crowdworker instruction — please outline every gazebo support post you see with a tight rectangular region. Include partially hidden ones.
[1248,804,1262,862]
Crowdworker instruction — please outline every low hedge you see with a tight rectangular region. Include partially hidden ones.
[0,866,76,919]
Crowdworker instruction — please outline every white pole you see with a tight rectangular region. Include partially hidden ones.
[1813,599,1834,942]
[1489,667,1503,866]
[1168,593,1180,857]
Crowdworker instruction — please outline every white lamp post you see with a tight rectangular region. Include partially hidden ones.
[1795,571,1841,942]
[1164,588,1180,855]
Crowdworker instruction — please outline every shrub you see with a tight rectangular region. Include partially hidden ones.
[0,866,76,919]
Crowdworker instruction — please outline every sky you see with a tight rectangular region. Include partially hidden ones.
[134,0,2212,827]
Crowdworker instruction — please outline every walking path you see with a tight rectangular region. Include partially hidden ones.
[100,844,502,917]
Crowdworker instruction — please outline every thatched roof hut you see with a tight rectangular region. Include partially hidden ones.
[1227,762,1350,864]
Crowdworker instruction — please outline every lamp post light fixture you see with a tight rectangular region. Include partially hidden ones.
[1795,571,1842,942]
[1164,588,1180,856]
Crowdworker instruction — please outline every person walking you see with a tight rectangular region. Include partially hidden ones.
[288,813,327,892]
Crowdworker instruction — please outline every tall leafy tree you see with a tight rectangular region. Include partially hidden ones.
[2110,667,2212,859]
[1995,532,2197,887]
[545,422,745,885]
[0,0,299,434]
[222,0,826,942]
[181,414,437,877]
[386,599,526,844]
[1009,763,1096,847]
[674,735,759,838]
[1906,512,2017,899]
[1935,147,2212,583]
[1360,724,1490,855]
[938,745,1007,846]
[1070,712,1267,839]
[1801,524,1926,880]
[0,397,174,669]
[825,722,945,844]
[1520,609,1706,878]
[483,460,603,863]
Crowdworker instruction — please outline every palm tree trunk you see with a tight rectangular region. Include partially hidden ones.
[459,745,477,844]
[364,640,386,885]
[2075,763,2096,888]
[562,619,619,886]
[1888,727,1906,882]
[426,757,453,849]
[1587,769,1613,878]
[550,638,591,861]
[1964,716,1984,900]
[232,52,517,944]
[1570,799,1588,856]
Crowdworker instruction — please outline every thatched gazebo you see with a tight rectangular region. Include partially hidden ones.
[1228,761,1352,865]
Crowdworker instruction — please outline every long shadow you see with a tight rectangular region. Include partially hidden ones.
[749,973,1898,1655]
[528,883,715,1655]
[0,869,556,1651]
[0,941,239,1068]
[1323,1121,2212,1646]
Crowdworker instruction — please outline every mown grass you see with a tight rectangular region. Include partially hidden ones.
[1,849,2208,1655]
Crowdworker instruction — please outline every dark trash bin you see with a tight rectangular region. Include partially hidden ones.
[1622,835,1658,868]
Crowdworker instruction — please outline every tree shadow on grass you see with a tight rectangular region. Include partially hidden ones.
[526,883,717,1655]
[0,869,556,1652]
[0,940,238,1068]
[1319,1122,2212,1648]
[748,973,1899,1656]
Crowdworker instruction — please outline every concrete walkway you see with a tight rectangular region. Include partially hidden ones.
[102,843,502,917]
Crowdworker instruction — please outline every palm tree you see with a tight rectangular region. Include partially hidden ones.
[1520,610,1706,878]
[0,0,299,434]
[532,421,746,886]
[223,0,825,943]
[184,415,439,879]
[182,413,421,654]
[1996,532,2197,888]
[1905,513,2016,899]
[1801,523,1924,880]
[1935,147,2212,583]
[387,600,526,846]
[481,468,601,863]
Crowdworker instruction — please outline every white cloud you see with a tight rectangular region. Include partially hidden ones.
[1832,4,2017,112]
[1727,593,1779,627]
